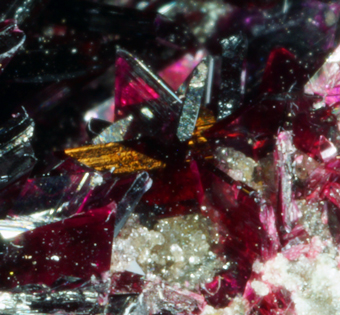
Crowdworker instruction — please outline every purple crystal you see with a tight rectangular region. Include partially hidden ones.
[97,48,182,143]
[275,131,301,236]
[158,50,206,91]
[0,205,115,289]
[141,161,203,218]
[199,162,270,307]
[305,44,340,106]
[0,1,340,314]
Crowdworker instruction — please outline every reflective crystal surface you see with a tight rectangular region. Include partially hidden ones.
[114,171,152,237]
[158,50,206,91]
[217,34,247,120]
[10,172,102,218]
[0,109,36,215]
[0,20,25,73]
[177,59,208,142]
[0,0,340,314]
[96,48,183,143]
[305,44,340,106]
[93,115,134,145]
[0,108,35,190]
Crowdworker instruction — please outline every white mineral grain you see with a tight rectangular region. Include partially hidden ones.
[252,241,340,315]
[111,213,222,289]
[215,147,257,186]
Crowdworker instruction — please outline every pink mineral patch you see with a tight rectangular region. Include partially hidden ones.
[115,56,159,108]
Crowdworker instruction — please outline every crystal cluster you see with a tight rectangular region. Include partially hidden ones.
[0,0,340,314]
[112,214,222,289]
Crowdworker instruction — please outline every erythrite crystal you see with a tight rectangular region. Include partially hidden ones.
[158,50,206,91]
[291,96,339,161]
[141,161,204,218]
[98,48,182,143]
[2,0,340,314]
[204,95,287,160]
[0,205,115,289]
[0,170,152,291]
[305,44,340,106]
[199,163,271,308]
[318,135,337,162]
[260,47,304,94]
[114,172,152,237]
[216,0,340,101]
[115,55,159,108]
[275,131,301,236]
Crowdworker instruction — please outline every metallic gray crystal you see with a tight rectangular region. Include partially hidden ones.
[176,59,208,142]
[93,115,134,144]
[218,34,247,120]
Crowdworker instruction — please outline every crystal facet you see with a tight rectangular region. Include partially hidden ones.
[112,48,182,142]
[0,0,340,314]
[217,34,247,120]
[177,59,208,142]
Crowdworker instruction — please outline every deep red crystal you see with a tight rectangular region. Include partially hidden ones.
[260,47,304,94]
[0,0,340,314]
[115,56,159,109]
[0,205,115,289]
[199,163,270,307]
[141,161,203,218]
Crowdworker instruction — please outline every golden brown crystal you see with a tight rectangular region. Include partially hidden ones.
[187,109,216,161]
[65,142,165,173]
[65,109,216,173]
[194,108,216,136]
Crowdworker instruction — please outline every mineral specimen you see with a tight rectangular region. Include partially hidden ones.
[0,0,340,314]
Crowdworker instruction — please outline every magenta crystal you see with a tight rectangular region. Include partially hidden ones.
[199,163,270,307]
[158,50,205,91]
[0,205,115,289]
[115,56,160,109]
[260,47,304,94]
[142,161,203,218]
[1,0,340,314]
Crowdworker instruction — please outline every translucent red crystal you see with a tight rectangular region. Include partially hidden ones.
[141,161,203,218]
[0,205,115,289]
[115,56,159,109]
[260,47,304,94]
[199,163,270,307]
[0,0,340,314]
